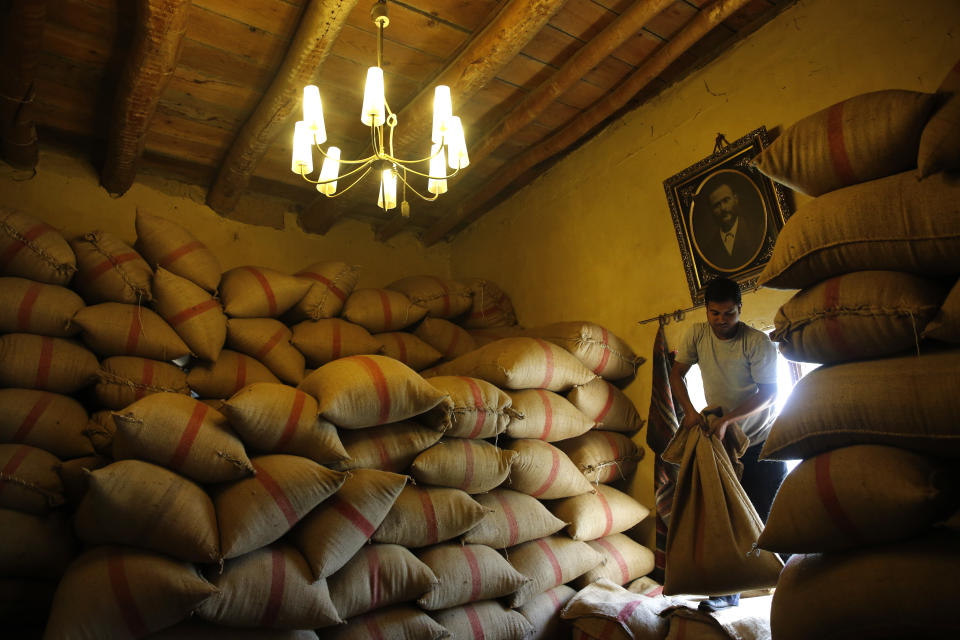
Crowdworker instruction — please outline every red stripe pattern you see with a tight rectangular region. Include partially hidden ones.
[536,538,563,585]
[297,271,347,302]
[826,101,857,186]
[169,402,209,471]
[166,298,219,326]
[591,327,612,375]
[377,290,394,331]
[35,337,54,389]
[535,339,555,389]
[536,389,554,440]
[353,356,392,425]
[530,446,560,498]
[419,490,440,545]
[593,382,616,424]
[494,492,521,547]
[233,355,248,395]
[13,393,53,442]
[597,491,614,537]
[366,547,382,609]
[83,251,140,285]
[597,537,630,584]
[462,546,483,602]
[16,282,42,331]
[125,308,143,354]
[460,439,476,491]
[332,495,376,538]
[0,223,52,268]
[107,553,149,637]
[428,276,452,317]
[364,616,386,640]
[135,360,155,400]
[256,327,287,361]
[462,377,488,438]
[159,240,204,269]
[814,452,865,545]
[245,267,278,316]
[464,604,485,640]
[260,548,286,627]
[275,391,306,450]
[253,462,300,526]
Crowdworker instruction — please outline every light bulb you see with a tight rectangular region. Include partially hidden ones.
[291,120,314,175]
[445,116,469,169]
[432,85,452,144]
[317,146,340,195]
[428,144,447,195]
[361,67,386,127]
[377,167,397,210]
[303,85,327,145]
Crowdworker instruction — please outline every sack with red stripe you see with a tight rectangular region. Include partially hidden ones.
[414,317,476,361]
[291,318,382,367]
[386,275,472,320]
[292,469,407,580]
[524,322,641,380]
[374,331,443,371]
[557,431,643,484]
[299,354,452,429]
[43,546,218,639]
[0,509,76,579]
[759,445,956,554]
[373,485,488,548]
[220,266,311,319]
[0,444,63,514]
[112,392,255,483]
[566,378,644,432]
[410,438,517,494]
[334,421,443,472]
[71,230,153,304]
[507,535,605,608]
[74,459,220,563]
[517,585,577,640]
[153,267,227,362]
[198,544,342,629]
[459,278,518,329]
[420,375,514,438]
[462,489,566,549]
[0,209,76,285]
[505,388,594,442]
[226,318,305,384]
[72,302,190,360]
[574,534,655,589]
[562,578,677,640]
[505,438,595,499]
[551,485,651,541]
[343,288,428,333]
[328,605,448,640]
[328,543,438,619]
[289,261,360,321]
[150,622,322,639]
[0,389,94,458]
[924,276,960,343]
[772,271,946,364]
[432,600,532,640]
[216,454,346,559]
[418,543,529,610]
[919,59,960,177]
[134,211,222,292]
[626,576,663,596]
[467,325,523,347]
[85,410,116,457]
[752,90,937,196]
[187,349,280,399]
[0,333,99,393]
[0,276,84,336]
[221,382,347,465]
[95,356,189,410]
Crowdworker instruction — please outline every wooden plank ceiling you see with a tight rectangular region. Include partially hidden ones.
[1,0,794,245]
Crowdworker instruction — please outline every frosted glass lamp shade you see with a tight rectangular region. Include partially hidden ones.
[361,67,386,127]
[317,146,341,195]
[432,85,452,144]
[428,144,447,195]
[302,85,327,145]
[377,167,398,210]
[445,116,469,169]
[291,121,314,175]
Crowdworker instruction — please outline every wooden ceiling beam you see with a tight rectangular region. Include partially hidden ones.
[101,0,191,195]
[205,0,359,214]
[0,0,47,170]
[421,0,754,246]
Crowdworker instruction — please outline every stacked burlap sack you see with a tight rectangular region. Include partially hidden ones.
[750,61,960,640]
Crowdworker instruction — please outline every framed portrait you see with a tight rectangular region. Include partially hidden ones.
[663,127,793,305]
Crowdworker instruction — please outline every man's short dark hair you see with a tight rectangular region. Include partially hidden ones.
[704,277,742,306]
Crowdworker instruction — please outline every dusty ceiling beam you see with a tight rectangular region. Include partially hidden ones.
[101,0,191,195]
[205,0,359,215]
[305,0,568,236]
[0,0,47,170]
[421,0,754,247]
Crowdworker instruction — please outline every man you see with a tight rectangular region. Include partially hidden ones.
[695,181,765,272]
[668,276,786,612]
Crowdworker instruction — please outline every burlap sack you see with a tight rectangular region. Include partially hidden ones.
[71,230,153,304]
[662,422,783,596]
[0,444,63,513]
[436,602,534,640]
[551,484,650,541]
[187,350,281,398]
[418,543,529,610]
[0,209,76,285]
[557,431,643,484]
[505,388,595,441]
[757,171,960,290]
[420,375,514,438]
[413,317,477,361]
[152,267,227,362]
[134,211,222,292]
[299,355,452,429]
[85,410,117,457]
[150,622,321,639]
[0,333,99,393]
[506,438,596,499]
[199,544,342,629]
[74,459,220,563]
[291,318,382,366]
[459,278,518,329]
[923,276,960,343]
[328,606,449,640]
[221,382,347,464]
[524,322,642,380]
[572,617,631,640]
[770,532,960,640]
[334,421,442,472]
[517,585,577,640]
[410,438,517,494]
[374,331,443,371]
[467,325,524,347]
[219,266,310,319]
[112,393,255,483]
[43,546,218,639]
[918,59,960,177]
[343,288,428,333]
[566,378,644,432]
[462,489,567,548]
[0,509,75,579]
[759,445,957,554]
[216,454,346,559]
[57,454,109,507]
[751,90,936,196]
[95,356,189,410]
[227,318,305,384]
[328,543,438,619]
[761,349,960,460]
[293,469,407,579]
[0,277,83,336]
[0,389,93,458]
[71,302,189,359]
[574,534,656,588]
[387,275,472,319]
[563,579,680,640]
[289,261,360,321]
[507,535,605,608]
[373,485,488,548]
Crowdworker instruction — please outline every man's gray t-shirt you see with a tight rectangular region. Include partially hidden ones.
[676,322,778,444]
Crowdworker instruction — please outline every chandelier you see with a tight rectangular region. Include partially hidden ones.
[291,0,469,215]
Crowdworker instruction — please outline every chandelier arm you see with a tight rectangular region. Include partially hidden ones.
[299,159,374,185]
[395,169,440,202]
[398,164,463,180]
[315,144,377,166]
[323,165,374,197]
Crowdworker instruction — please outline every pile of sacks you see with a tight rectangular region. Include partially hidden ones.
[0,206,654,639]
[750,58,960,639]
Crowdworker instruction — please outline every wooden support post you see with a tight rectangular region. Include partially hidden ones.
[0,0,47,170]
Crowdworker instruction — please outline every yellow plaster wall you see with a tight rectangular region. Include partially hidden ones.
[448,0,960,530]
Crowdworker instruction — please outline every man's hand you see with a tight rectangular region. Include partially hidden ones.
[680,409,706,432]
[703,415,731,440]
